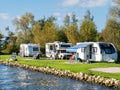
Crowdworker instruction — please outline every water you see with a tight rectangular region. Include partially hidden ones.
[0,64,118,90]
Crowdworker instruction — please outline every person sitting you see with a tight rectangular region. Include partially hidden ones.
[75,53,82,62]
[69,53,75,60]
[33,52,40,59]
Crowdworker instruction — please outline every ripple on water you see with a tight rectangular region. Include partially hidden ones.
[0,64,118,90]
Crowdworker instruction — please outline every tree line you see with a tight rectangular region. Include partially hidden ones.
[0,0,120,61]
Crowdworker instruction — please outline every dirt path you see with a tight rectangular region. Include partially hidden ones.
[90,67,120,73]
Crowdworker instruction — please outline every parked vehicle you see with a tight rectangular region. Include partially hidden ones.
[20,44,40,57]
[66,42,118,62]
[46,41,72,59]
[0,36,10,46]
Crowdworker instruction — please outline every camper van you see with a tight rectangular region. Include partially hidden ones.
[66,42,117,62]
[20,44,40,57]
[46,41,72,59]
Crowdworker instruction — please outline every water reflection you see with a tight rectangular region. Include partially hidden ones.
[0,64,118,90]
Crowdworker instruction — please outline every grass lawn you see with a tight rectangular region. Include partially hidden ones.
[0,55,120,80]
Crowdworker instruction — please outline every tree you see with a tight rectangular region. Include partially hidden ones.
[101,0,120,61]
[41,21,57,45]
[32,16,57,47]
[32,21,43,44]
[63,13,80,45]
[71,13,78,25]
[79,10,97,42]
[114,0,120,4]
[0,32,3,52]
[102,0,120,48]
[13,12,34,43]
[16,31,25,45]
[56,29,68,42]
[3,31,19,54]
[64,14,70,26]
[0,33,3,40]
[64,24,80,45]
[47,16,56,22]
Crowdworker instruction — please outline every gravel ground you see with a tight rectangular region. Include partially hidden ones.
[90,67,120,73]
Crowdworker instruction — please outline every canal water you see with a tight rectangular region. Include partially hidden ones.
[0,64,118,90]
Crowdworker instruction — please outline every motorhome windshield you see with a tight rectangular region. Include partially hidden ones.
[99,43,115,54]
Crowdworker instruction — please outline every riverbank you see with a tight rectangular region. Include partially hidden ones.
[0,60,120,88]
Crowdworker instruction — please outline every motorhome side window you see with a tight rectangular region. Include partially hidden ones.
[50,45,53,50]
[60,45,71,48]
[33,47,39,51]
[81,48,85,52]
[92,47,97,53]
[99,43,115,54]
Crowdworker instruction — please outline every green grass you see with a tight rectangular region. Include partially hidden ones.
[0,55,120,80]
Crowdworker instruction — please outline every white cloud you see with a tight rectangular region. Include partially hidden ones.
[62,0,80,6]
[53,12,61,17]
[62,0,109,7]
[79,0,108,7]
[66,12,73,17]
[0,13,9,20]
[16,15,21,19]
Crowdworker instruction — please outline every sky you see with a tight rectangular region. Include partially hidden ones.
[0,0,112,36]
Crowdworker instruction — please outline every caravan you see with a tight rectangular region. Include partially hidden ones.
[66,42,118,62]
[20,44,40,57]
[46,41,72,59]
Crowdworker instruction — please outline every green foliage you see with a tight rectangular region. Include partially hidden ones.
[102,0,120,49]
[64,14,70,26]
[15,32,25,45]
[102,19,120,50]
[2,31,19,54]
[64,24,80,45]
[32,22,42,43]
[0,33,3,39]
[2,44,19,54]
[101,0,120,61]
[71,13,78,25]
[80,10,97,42]
[13,12,34,32]
[63,13,79,45]
[13,12,34,43]
[32,17,57,47]
[43,21,57,43]
[56,29,68,42]
[110,0,120,21]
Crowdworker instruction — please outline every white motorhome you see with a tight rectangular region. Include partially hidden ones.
[46,41,72,59]
[20,44,40,57]
[66,42,117,62]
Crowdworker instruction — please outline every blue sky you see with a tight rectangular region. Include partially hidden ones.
[0,0,112,36]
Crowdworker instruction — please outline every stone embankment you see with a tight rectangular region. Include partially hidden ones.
[0,60,120,88]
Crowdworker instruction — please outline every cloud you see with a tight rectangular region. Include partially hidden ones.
[62,0,80,6]
[16,15,21,19]
[0,13,9,20]
[79,0,108,7]
[62,0,109,7]
[53,12,61,17]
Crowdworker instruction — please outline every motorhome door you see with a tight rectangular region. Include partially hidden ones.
[89,45,92,59]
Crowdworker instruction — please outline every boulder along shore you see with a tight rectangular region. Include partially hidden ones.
[0,60,120,88]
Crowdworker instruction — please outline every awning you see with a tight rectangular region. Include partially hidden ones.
[66,43,92,52]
